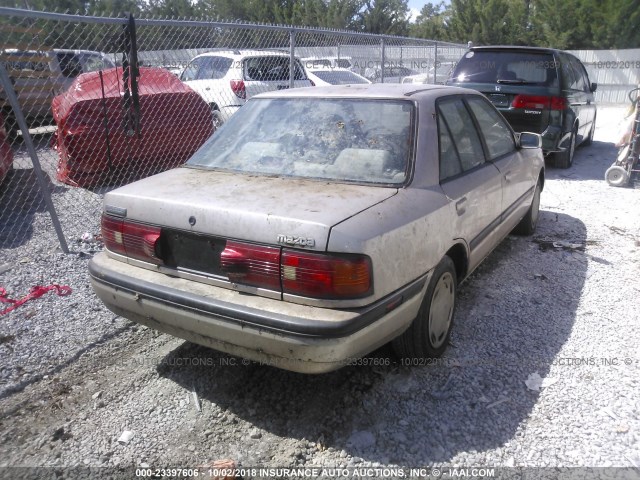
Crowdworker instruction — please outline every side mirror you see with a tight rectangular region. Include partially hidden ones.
[591,82,598,92]
[517,132,542,149]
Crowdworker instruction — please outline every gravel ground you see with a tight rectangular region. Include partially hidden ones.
[0,106,639,477]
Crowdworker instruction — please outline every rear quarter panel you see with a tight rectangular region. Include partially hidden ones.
[327,187,452,300]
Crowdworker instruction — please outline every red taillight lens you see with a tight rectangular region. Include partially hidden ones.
[220,241,281,290]
[281,250,372,299]
[230,80,246,99]
[512,95,566,111]
[101,214,162,265]
[101,215,126,256]
[550,96,567,110]
[512,95,550,110]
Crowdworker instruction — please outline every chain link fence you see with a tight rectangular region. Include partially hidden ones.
[0,7,466,253]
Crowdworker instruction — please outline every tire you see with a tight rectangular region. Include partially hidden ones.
[605,165,629,187]
[513,177,542,236]
[392,256,457,360]
[583,115,596,146]
[553,126,577,169]
[211,108,223,130]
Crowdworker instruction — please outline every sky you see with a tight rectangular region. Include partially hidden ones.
[406,1,430,22]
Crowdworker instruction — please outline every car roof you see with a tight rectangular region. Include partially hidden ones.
[254,83,477,101]
[194,49,290,59]
[307,67,356,73]
[470,46,561,54]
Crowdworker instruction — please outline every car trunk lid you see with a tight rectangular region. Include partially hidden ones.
[103,166,397,255]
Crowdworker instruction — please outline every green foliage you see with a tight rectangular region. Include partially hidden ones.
[427,0,639,49]
[2,0,639,48]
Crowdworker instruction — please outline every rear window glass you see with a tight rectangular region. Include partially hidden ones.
[187,98,413,185]
[311,70,368,85]
[243,56,305,81]
[80,53,115,72]
[197,56,232,80]
[451,51,559,87]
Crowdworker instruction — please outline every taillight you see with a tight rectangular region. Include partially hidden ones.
[230,80,246,99]
[220,241,281,290]
[101,214,162,265]
[281,250,372,299]
[512,95,566,111]
[550,97,567,110]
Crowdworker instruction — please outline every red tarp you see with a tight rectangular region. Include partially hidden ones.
[52,67,213,188]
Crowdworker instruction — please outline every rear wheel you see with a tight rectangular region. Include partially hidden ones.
[513,178,542,235]
[553,126,577,168]
[605,165,629,187]
[211,107,223,130]
[392,256,457,360]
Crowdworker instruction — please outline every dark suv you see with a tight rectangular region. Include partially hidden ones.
[447,46,597,168]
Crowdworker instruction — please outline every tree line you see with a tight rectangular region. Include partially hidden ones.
[3,0,639,49]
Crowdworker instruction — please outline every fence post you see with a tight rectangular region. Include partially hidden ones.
[380,37,386,83]
[289,29,296,89]
[0,62,69,254]
[433,41,439,84]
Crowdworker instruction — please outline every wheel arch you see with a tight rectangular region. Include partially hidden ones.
[445,242,468,285]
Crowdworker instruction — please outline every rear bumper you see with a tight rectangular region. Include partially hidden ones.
[89,252,427,373]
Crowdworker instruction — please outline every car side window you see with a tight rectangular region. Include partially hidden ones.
[437,98,486,172]
[197,56,232,80]
[57,53,83,78]
[571,57,591,92]
[568,57,587,91]
[560,56,576,90]
[438,116,463,181]
[181,57,203,81]
[466,97,516,160]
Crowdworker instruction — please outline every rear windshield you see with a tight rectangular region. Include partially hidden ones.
[451,50,559,86]
[311,70,368,85]
[187,97,413,185]
[243,56,306,81]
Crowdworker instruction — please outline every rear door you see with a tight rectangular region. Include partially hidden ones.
[242,56,311,98]
[466,96,533,227]
[567,54,596,142]
[437,97,503,271]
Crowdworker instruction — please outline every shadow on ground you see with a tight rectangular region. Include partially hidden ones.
[155,211,588,466]
[0,167,67,249]
[545,141,617,182]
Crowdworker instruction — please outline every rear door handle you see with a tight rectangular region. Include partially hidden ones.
[455,197,467,215]
[504,171,513,182]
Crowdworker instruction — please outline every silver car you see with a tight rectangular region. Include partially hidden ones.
[89,84,544,373]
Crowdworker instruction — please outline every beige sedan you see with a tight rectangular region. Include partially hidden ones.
[89,84,544,373]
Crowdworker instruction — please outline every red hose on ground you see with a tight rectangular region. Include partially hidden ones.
[0,285,72,316]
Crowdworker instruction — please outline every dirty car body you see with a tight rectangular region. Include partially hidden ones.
[89,84,544,373]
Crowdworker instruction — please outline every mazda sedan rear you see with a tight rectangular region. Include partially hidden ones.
[90,84,544,373]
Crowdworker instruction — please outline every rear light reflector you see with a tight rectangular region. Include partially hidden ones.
[281,250,372,299]
[550,96,567,110]
[101,215,126,257]
[220,241,281,290]
[101,214,162,265]
[230,80,246,99]
[512,95,566,111]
